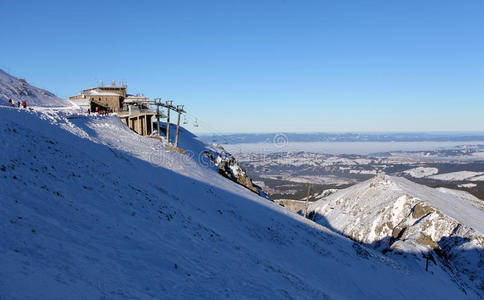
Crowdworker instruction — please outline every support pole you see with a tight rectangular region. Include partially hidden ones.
[156,99,160,136]
[143,116,147,136]
[174,105,185,148]
[165,100,173,144]
[136,116,139,134]
[151,99,170,141]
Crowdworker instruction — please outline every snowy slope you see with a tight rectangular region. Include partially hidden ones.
[404,167,439,178]
[0,69,68,107]
[430,171,484,182]
[307,174,484,297]
[0,107,477,299]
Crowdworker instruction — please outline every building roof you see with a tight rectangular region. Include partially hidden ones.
[84,85,126,90]
[85,90,122,97]
[82,86,126,94]
[125,95,150,103]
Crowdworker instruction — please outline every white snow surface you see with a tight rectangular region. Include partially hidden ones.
[458,183,478,188]
[0,69,69,107]
[470,175,484,182]
[430,171,484,181]
[0,107,476,299]
[404,167,439,178]
[307,174,484,297]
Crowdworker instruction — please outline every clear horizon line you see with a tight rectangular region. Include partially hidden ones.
[196,131,484,136]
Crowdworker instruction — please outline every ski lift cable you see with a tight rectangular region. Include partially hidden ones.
[184,111,235,145]
[183,114,231,146]
[185,112,219,133]
[146,99,231,143]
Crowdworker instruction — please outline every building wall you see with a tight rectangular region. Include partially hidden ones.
[99,87,126,98]
[89,95,122,111]
[120,114,154,136]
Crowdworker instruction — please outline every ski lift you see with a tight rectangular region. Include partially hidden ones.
[212,135,217,143]
[193,119,199,128]
[183,116,188,125]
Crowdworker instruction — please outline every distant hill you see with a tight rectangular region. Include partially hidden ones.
[200,132,484,144]
[0,69,68,107]
[307,174,484,297]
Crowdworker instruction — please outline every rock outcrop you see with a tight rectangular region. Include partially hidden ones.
[204,146,269,199]
[307,173,484,297]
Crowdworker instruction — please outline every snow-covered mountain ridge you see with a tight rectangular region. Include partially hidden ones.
[0,70,478,299]
[307,174,484,297]
[0,69,68,107]
[3,108,474,299]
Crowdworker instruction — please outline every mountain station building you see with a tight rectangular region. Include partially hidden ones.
[69,81,155,136]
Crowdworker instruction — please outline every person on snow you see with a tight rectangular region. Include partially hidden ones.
[8,98,14,107]
[17,101,20,107]
[22,100,27,108]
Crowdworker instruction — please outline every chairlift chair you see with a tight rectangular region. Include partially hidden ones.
[193,119,199,128]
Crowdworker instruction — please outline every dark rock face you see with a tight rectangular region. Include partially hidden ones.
[218,158,258,193]
[204,149,270,200]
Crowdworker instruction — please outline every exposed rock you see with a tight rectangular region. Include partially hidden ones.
[274,199,307,213]
[412,203,433,219]
[203,147,270,200]
[307,174,484,297]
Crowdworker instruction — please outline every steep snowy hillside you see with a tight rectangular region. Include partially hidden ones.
[0,69,68,107]
[0,107,477,299]
[307,174,484,297]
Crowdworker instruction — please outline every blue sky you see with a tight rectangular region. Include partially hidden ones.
[1,0,483,133]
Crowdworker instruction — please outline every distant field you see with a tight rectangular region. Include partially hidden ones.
[228,144,484,203]
[224,141,484,155]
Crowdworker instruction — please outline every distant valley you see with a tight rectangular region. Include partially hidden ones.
[225,144,484,210]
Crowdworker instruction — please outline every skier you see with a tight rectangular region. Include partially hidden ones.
[22,100,27,109]
[17,101,20,107]
[8,98,14,107]
[87,108,91,115]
